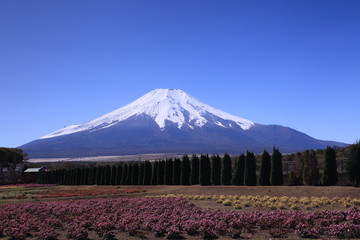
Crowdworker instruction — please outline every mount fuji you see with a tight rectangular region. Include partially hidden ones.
[21,89,346,158]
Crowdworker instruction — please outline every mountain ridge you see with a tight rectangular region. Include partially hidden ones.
[21,88,347,158]
[40,89,254,139]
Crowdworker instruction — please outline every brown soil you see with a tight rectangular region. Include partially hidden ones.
[123,185,360,198]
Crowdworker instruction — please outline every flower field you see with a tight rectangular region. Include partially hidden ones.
[147,194,360,211]
[1,197,360,239]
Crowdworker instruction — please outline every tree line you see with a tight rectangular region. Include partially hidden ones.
[37,146,348,186]
[0,148,27,183]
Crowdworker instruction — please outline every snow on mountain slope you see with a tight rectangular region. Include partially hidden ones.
[40,89,254,139]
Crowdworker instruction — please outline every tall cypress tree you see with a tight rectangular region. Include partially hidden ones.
[173,158,181,185]
[322,146,338,186]
[180,155,191,185]
[302,150,311,185]
[164,159,173,185]
[157,160,165,185]
[95,166,101,185]
[115,165,122,185]
[291,152,304,185]
[99,167,106,185]
[190,154,200,185]
[138,163,144,185]
[80,168,86,185]
[59,169,64,185]
[232,154,245,185]
[110,165,117,185]
[200,154,211,186]
[103,165,111,185]
[310,150,320,186]
[132,164,139,185]
[143,161,152,185]
[271,147,283,185]
[67,169,72,185]
[221,153,232,185]
[121,164,128,185]
[346,141,360,187]
[62,170,67,185]
[259,150,271,185]
[211,155,221,185]
[126,164,133,185]
[244,151,257,186]
[87,167,94,185]
[103,166,109,185]
[151,161,159,185]
[85,168,91,185]
[76,168,82,185]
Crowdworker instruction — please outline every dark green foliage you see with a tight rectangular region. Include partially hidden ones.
[259,150,271,185]
[143,161,152,185]
[346,141,360,186]
[73,168,81,185]
[84,168,90,185]
[200,154,211,186]
[157,160,165,185]
[309,150,320,185]
[110,165,117,185]
[221,153,232,185]
[288,171,303,185]
[79,168,85,185]
[244,151,257,186]
[105,166,111,185]
[270,147,283,185]
[72,169,77,185]
[121,164,128,185]
[138,163,144,185]
[303,150,319,185]
[292,152,304,185]
[95,166,102,185]
[62,170,67,185]
[164,159,173,185]
[126,164,133,185]
[131,164,139,185]
[302,150,311,185]
[115,165,122,185]
[211,155,221,185]
[0,148,26,183]
[180,155,191,185]
[173,158,181,185]
[88,167,96,185]
[232,154,245,185]
[65,170,71,185]
[70,169,76,185]
[98,166,104,185]
[151,161,158,185]
[322,146,338,186]
[190,154,200,185]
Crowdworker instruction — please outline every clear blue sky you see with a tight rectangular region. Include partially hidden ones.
[1,0,359,148]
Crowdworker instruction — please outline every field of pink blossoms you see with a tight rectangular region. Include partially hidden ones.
[1,197,360,239]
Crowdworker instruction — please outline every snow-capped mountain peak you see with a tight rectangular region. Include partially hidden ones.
[40,89,254,139]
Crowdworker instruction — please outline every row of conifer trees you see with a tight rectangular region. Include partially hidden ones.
[37,146,340,186]
[37,147,287,186]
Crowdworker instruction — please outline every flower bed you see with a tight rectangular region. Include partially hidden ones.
[1,197,360,239]
[147,194,360,210]
[32,188,145,198]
